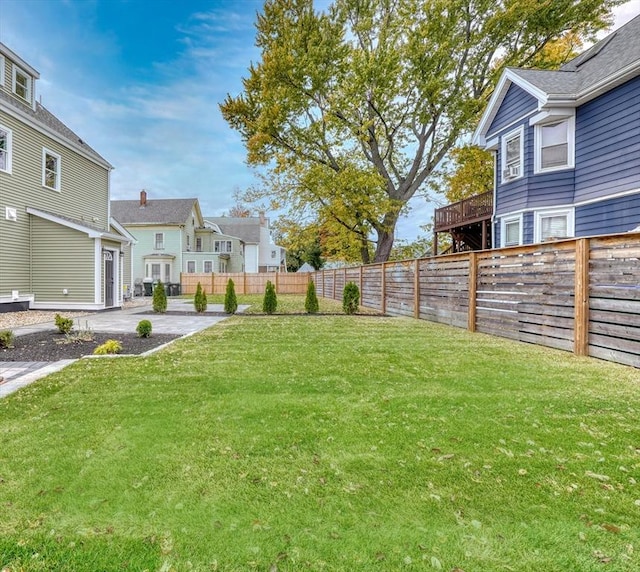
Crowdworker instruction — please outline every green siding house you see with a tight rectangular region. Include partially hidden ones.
[0,43,133,311]
[111,192,244,293]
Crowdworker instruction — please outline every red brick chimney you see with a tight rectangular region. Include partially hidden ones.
[140,189,147,206]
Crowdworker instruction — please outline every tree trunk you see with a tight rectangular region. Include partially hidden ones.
[372,208,401,263]
[360,238,371,265]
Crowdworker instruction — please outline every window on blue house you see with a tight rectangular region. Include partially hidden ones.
[501,126,524,183]
[501,214,523,247]
[534,208,574,242]
[533,115,574,173]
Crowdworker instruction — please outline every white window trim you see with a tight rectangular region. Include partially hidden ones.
[214,240,232,254]
[154,232,165,250]
[500,125,524,184]
[501,213,524,247]
[186,260,196,273]
[0,55,5,86]
[204,260,213,273]
[42,148,61,191]
[533,114,575,175]
[0,124,12,174]
[12,64,32,104]
[533,207,575,243]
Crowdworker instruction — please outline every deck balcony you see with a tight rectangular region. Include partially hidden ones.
[433,191,493,254]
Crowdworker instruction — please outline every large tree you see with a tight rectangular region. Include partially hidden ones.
[221,0,620,262]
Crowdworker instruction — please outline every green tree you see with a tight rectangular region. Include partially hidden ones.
[221,0,617,263]
[342,281,360,315]
[152,281,167,313]
[194,282,208,313]
[224,279,238,314]
[262,280,278,314]
[304,280,320,314]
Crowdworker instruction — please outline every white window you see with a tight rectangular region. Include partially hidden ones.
[220,259,228,273]
[534,117,575,173]
[204,260,213,273]
[196,237,202,252]
[534,208,574,243]
[164,263,171,283]
[501,126,524,183]
[155,233,164,249]
[42,148,61,190]
[0,125,12,173]
[151,264,161,281]
[214,240,232,253]
[187,260,196,273]
[186,235,191,251]
[501,214,523,247]
[13,65,32,103]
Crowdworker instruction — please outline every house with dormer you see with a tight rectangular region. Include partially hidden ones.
[0,43,133,311]
[471,15,640,248]
[111,191,244,291]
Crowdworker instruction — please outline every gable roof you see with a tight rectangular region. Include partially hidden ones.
[474,14,640,144]
[204,216,263,244]
[112,198,199,226]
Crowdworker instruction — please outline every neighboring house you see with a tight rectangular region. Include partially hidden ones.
[0,43,133,311]
[111,191,244,291]
[472,15,640,248]
[204,212,287,272]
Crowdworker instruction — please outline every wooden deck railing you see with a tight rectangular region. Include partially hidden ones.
[434,191,493,231]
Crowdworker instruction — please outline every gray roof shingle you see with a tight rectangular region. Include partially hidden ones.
[112,198,198,225]
[511,14,640,97]
[204,217,263,243]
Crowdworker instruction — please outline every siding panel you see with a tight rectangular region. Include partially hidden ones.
[487,84,538,136]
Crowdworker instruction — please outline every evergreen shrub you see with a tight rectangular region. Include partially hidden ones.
[0,329,15,349]
[54,314,74,334]
[304,280,319,314]
[136,319,152,338]
[194,282,208,313]
[152,281,167,313]
[342,281,360,315]
[262,280,277,314]
[224,279,238,314]
[93,339,122,355]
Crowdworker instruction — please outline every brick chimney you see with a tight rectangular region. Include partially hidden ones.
[140,189,147,206]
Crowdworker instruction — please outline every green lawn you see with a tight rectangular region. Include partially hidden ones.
[1,301,639,571]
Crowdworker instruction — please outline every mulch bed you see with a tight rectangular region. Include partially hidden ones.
[0,331,180,362]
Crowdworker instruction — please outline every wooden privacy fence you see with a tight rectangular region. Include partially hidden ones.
[312,233,640,369]
[181,272,310,295]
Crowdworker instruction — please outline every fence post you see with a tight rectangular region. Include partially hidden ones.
[333,269,337,300]
[274,271,279,294]
[574,238,590,356]
[414,258,420,319]
[381,262,387,315]
[468,252,477,332]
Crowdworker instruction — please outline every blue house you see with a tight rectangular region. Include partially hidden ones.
[473,15,640,248]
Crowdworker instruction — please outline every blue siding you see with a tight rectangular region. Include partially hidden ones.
[574,75,640,203]
[487,83,538,136]
[523,212,534,243]
[576,193,640,236]
[495,122,530,216]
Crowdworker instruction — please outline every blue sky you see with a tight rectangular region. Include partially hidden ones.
[1,0,639,241]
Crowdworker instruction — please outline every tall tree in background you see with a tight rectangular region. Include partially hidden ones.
[221,0,619,262]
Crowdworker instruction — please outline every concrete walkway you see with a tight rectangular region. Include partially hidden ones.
[0,299,247,398]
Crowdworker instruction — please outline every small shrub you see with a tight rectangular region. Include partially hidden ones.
[59,321,94,344]
[262,280,278,314]
[0,330,15,349]
[152,280,167,313]
[93,339,122,355]
[224,279,238,314]
[194,282,208,313]
[342,281,360,315]
[54,313,74,334]
[304,280,319,314]
[136,319,152,338]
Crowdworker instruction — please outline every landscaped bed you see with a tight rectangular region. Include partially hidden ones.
[0,309,639,570]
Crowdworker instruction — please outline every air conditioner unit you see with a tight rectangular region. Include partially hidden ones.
[503,164,520,179]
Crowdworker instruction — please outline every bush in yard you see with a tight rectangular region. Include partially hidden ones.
[93,339,122,355]
[136,319,152,338]
[0,329,15,349]
[304,280,319,314]
[342,281,360,315]
[224,278,238,314]
[152,280,167,313]
[262,280,278,314]
[194,282,208,313]
[54,314,74,334]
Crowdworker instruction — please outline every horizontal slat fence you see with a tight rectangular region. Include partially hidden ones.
[312,232,640,369]
[181,272,310,295]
